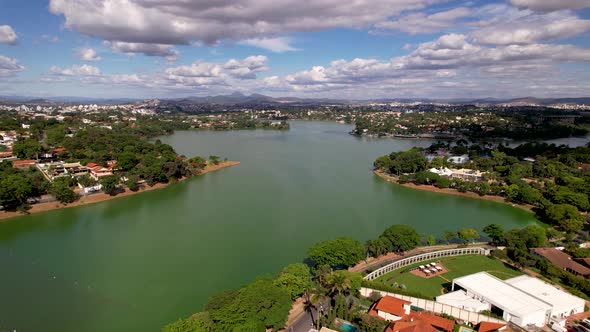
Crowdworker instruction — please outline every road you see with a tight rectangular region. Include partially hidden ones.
[285,301,329,332]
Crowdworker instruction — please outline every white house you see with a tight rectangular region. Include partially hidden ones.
[447,155,469,164]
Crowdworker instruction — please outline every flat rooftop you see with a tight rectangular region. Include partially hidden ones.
[436,290,489,312]
[505,275,585,313]
[453,272,551,317]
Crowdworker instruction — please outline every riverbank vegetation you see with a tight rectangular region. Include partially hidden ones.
[374,142,590,236]
[0,113,234,213]
[352,108,589,140]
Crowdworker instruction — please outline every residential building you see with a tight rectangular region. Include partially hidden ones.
[531,248,590,277]
[428,167,486,182]
[371,296,454,332]
[476,322,507,332]
[370,296,411,321]
[86,162,114,180]
[0,151,17,162]
[12,159,36,169]
[447,155,469,164]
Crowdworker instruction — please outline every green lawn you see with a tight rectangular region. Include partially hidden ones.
[375,255,522,299]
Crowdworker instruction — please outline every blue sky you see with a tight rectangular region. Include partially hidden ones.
[0,0,590,99]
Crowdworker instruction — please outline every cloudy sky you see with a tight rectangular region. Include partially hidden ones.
[1,0,590,99]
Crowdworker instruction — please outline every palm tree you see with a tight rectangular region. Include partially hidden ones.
[323,271,353,297]
[303,290,317,327]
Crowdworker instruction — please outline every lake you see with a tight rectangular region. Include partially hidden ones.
[0,121,539,332]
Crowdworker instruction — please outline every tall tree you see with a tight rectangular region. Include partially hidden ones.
[483,224,505,245]
[307,237,364,268]
[381,224,421,252]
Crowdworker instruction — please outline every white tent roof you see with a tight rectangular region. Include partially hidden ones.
[453,272,551,317]
[505,275,585,314]
[436,290,490,312]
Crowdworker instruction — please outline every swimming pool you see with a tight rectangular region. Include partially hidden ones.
[341,322,358,332]
[459,327,474,332]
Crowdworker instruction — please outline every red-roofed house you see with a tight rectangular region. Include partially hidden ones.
[370,296,412,321]
[408,312,454,332]
[12,159,36,169]
[0,151,16,162]
[531,248,590,277]
[477,321,507,332]
[385,311,455,332]
[386,319,437,332]
[86,163,113,180]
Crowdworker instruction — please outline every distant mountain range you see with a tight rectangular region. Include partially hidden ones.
[1,93,589,106]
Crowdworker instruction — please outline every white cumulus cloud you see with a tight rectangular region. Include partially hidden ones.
[508,0,590,12]
[49,64,102,76]
[375,7,472,34]
[78,48,102,61]
[239,37,299,53]
[0,25,17,45]
[0,55,24,76]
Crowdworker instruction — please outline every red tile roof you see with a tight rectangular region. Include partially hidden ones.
[374,296,412,317]
[576,258,590,268]
[408,312,455,332]
[477,321,506,332]
[51,147,66,153]
[12,160,36,168]
[0,152,14,157]
[532,248,590,276]
[386,320,437,332]
[12,159,36,165]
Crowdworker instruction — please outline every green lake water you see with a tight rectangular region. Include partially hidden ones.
[0,121,539,332]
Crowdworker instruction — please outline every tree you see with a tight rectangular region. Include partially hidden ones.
[116,152,138,172]
[426,235,436,246]
[373,156,390,170]
[125,174,140,191]
[50,178,77,203]
[483,224,505,245]
[435,177,451,189]
[99,175,120,195]
[12,139,43,159]
[548,187,590,211]
[162,312,214,332]
[457,228,480,243]
[414,171,440,185]
[77,174,96,188]
[273,263,312,300]
[208,277,291,331]
[0,174,33,208]
[442,231,456,244]
[365,237,391,258]
[388,149,428,175]
[209,155,220,165]
[381,224,421,252]
[355,314,388,332]
[544,204,584,233]
[189,156,207,172]
[307,237,365,268]
[322,270,363,297]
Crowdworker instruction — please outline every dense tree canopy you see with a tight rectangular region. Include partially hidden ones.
[307,237,365,269]
[273,263,312,300]
[381,224,421,252]
[207,277,291,331]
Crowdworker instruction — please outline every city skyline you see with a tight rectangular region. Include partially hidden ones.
[1,0,590,99]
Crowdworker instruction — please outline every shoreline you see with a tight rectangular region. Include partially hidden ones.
[0,160,240,221]
[374,170,534,213]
